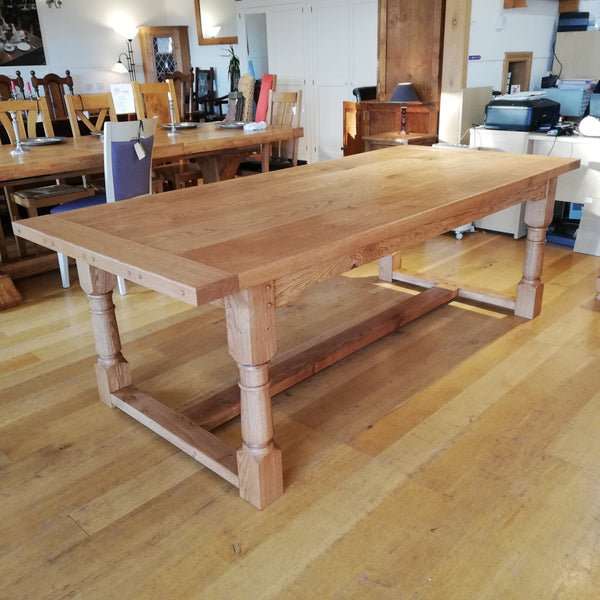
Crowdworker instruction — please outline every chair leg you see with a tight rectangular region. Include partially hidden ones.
[117,276,127,296]
[57,252,70,288]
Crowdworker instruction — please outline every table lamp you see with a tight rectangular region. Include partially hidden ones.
[389,82,420,134]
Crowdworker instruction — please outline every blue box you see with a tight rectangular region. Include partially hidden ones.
[544,89,591,117]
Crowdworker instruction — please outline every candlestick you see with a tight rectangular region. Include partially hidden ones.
[9,111,29,155]
[166,88,180,137]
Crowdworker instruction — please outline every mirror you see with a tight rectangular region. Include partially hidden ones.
[195,0,238,46]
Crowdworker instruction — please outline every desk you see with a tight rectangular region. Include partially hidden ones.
[0,123,303,306]
[13,146,578,508]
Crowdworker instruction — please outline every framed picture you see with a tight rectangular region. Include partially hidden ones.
[0,1,46,66]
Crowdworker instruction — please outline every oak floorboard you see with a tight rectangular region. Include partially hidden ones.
[1,232,599,600]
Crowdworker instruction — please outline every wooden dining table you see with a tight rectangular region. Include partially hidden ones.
[13,145,579,508]
[0,121,303,307]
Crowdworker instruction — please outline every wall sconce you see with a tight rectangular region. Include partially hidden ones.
[46,0,63,7]
[111,37,137,81]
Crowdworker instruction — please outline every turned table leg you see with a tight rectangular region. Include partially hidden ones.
[515,179,556,319]
[225,283,282,509]
[77,262,131,407]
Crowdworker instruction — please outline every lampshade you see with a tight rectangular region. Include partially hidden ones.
[111,61,129,74]
[390,82,420,103]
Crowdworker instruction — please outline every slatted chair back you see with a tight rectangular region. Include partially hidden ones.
[65,93,118,138]
[267,89,303,165]
[162,68,194,121]
[29,70,74,121]
[0,97,54,142]
[131,79,179,125]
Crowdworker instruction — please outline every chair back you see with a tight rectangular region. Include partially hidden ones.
[30,70,74,120]
[237,73,255,122]
[103,117,158,204]
[352,86,377,102]
[0,71,24,101]
[267,89,302,163]
[162,68,194,121]
[254,74,277,122]
[0,97,54,143]
[65,93,118,138]
[131,80,179,125]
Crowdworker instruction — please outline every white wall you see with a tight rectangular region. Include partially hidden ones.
[0,0,237,98]
[467,0,560,92]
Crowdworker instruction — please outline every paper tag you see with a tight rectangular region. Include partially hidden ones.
[134,141,146,160]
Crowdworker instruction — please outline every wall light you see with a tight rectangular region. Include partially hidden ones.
[46,0,63,7]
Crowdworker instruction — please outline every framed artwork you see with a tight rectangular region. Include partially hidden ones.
[0,1,46,66]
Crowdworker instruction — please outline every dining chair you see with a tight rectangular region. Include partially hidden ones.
[30,70,75,136]
[238,89,303,175]
[50,117,158,294]
[0,97,95,257]
[132,79,201,189]
[0,70,25,102]
[195,67,223,121]
[64,93,118,138]
[131,80,179,125]
[162,68,195,121]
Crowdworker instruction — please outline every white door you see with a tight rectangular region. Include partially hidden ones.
[310,0,377,161]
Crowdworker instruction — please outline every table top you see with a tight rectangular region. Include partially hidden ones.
[14,145,579,307]
[0,123,302,183]
[363,132,438,144]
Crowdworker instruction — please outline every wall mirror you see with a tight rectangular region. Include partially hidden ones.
[195,0,238,46]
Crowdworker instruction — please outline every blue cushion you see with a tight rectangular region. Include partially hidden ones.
[111,136,154,201]
[50,193,107,213]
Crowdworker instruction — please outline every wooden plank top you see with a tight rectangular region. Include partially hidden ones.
[0,123,302,183]
[13,146,579,306]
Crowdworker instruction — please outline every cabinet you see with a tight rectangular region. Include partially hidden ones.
[343,100,439,155]
[138,26,191,83]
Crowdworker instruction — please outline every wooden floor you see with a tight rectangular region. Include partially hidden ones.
[1,231,599,599]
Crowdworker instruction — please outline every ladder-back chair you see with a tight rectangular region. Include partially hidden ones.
[162,68,195,121]
[0,97,95,256]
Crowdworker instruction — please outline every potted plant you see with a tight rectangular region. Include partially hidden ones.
[223,44,240,91]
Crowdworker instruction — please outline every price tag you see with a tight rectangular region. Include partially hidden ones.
[134,141,146,160]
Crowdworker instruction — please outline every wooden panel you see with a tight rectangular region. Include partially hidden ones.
[504,0,527,7]
[559,0,579,11]
[553,32,600,79]
[378,0,445,103]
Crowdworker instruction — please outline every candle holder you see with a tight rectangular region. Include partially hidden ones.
[9,111,29,156]
[167,96,180,137]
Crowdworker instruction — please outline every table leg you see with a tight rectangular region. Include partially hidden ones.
[77,261,131,407]
[515,179,556,319]
[225,283,282,509]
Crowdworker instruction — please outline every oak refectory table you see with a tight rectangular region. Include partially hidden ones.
[13,146,579,508]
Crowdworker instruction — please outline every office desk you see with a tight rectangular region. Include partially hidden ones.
[13,146,578,508]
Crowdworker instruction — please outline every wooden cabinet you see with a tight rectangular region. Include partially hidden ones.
[138,26,191,83]
[343,100,438,155]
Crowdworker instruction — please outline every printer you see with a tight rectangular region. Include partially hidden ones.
[484,96,560,132]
